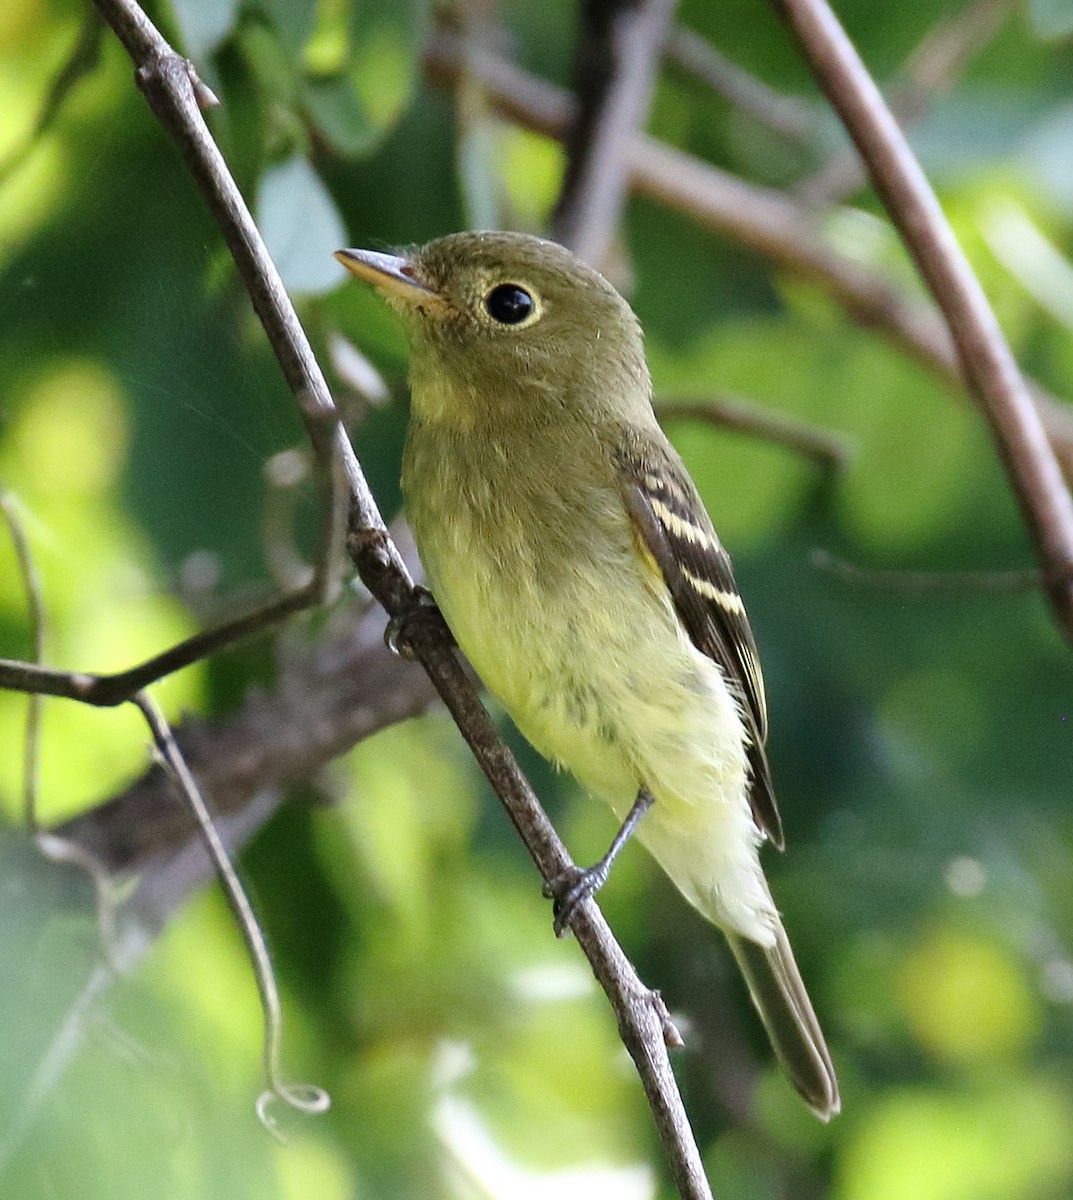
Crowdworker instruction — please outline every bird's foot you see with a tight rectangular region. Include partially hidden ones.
[384,586,451,659]
[542,860,611,937]
[541,789,654,937]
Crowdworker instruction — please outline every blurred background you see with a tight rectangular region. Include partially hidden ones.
[2,0,1073,1196]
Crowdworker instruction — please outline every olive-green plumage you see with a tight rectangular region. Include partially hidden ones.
[336,230,839,1120]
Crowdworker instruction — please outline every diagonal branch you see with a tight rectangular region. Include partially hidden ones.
[767,0,1073,643]
[665,25,816,142]
[423,29,1073,507]
[798,0,1017,204]
[551,0,679,264]
[657,395,851,469]
[80,1,714,1194]
[0,398,347,708]
[56,564,433,903]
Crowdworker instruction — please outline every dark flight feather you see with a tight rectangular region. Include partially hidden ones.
[615,431,783,850]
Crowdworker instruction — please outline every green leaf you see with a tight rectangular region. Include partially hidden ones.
[300,0,427,157]
[237,20,303,110]
[256,0,318,53]
[302,74,378,157]
[348,0,427,123]
[257,155,347,295]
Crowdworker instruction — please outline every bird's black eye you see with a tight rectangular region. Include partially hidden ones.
[484,283,535,325]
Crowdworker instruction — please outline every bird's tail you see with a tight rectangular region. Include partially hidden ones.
[726,923,840,1121]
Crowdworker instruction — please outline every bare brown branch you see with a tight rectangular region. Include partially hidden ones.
[657,396,851,469]
[423,30,1073,496]
[58,2,717,1192]
[768,0,1073,643]
[551,0,679,264]
[811,547,1070,593]
[0,585,319,706]
[56,571,432,885]
[665,25,816,141]
[798,0,1017,204]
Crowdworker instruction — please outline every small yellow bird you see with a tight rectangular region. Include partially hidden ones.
[336,231,840,1119]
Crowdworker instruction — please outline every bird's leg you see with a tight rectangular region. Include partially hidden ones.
[544,788,654,937]
[384,585,454,658]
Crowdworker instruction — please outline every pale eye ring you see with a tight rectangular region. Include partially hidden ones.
[484,283,535,325]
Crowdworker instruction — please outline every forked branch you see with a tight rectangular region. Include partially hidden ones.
[55,2,717,1195]
[768,0,1073,643]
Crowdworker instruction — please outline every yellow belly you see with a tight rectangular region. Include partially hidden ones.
[402,421,777,943]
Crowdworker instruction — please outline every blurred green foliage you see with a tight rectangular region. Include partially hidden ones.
[2,0,1073,1197]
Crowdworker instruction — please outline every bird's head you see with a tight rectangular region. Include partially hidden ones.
[335,230,649,427]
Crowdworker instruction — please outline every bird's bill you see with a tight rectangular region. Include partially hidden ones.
[334,248,442,307]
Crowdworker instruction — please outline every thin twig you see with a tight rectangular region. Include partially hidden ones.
[133,691,329,1131]
[0,402,347,708]
[810,547,1073,593]
[798,0,1016,205]
[657,396,851,469]
[0,493,45,830]
[1,549,436,1167]
[422,30,1073,484]
[86,2,712,1192]
[551,0,679,265]
[665,25,816,141]
[0,493,124,960]
[56,537,430,879]
[768,0,1073,645]
[0,586,317,705]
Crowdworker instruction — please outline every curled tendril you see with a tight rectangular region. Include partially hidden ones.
[256,1082,332,1142]
[135,693,332,1133]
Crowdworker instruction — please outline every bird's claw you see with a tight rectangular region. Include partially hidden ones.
[542,862,610,937]
[384,586,448,658]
